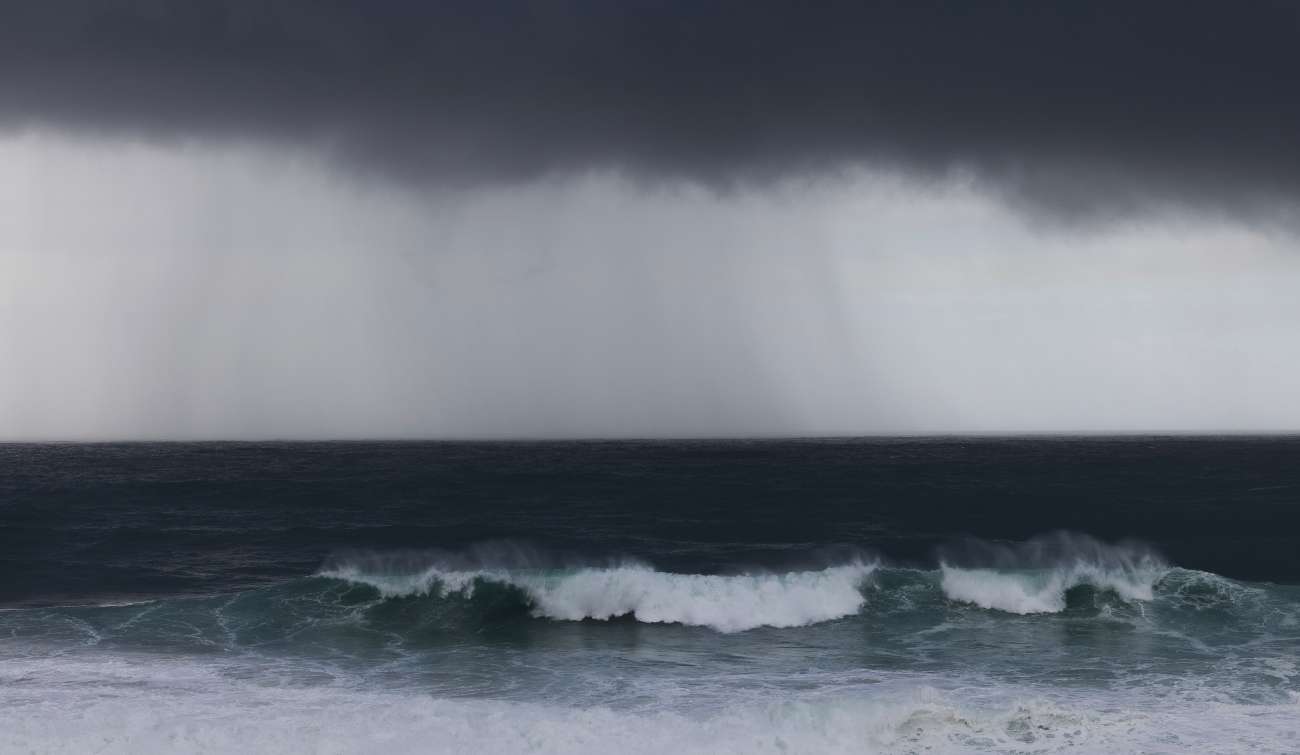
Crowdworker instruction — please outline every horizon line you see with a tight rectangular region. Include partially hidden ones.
[3,430,1299,445]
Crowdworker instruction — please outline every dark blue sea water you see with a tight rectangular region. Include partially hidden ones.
[2,438,1298,753]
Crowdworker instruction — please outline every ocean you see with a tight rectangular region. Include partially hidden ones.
[2,438,1298,753]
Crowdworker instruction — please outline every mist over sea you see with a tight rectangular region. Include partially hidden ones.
[2,437,1298,753]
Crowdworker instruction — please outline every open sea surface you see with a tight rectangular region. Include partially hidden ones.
[2,438,1298,753]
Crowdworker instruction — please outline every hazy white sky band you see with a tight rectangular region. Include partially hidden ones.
[2,131,1298,439]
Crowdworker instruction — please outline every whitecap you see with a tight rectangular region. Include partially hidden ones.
[321,561,877,633]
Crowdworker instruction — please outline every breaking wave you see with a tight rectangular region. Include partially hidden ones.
[10,534,1282,655]
[939,563,1164,614]
[321,559,878,633]
[936,532,1168,614]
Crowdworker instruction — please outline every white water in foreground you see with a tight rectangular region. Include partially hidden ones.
[2,652,1297,754]
[321,562,877,633]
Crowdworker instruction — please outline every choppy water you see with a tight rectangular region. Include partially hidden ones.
[2,439,1298,753]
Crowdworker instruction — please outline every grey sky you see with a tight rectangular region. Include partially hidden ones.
[2,1,1299,221]
[2,3,1299,438]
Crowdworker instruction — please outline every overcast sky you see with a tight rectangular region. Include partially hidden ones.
[2,1,1299,438]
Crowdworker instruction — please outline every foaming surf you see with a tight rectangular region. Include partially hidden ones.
[3,651,1298,755]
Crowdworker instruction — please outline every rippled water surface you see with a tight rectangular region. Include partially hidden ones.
[2,438,1298,752]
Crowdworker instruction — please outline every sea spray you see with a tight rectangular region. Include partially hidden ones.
[938,562,1165,614]
[935,532,1168,614]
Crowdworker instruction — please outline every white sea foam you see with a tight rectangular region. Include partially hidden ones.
[939,560,1166,614]
[321,561,876,633]
[3,651,1298,754]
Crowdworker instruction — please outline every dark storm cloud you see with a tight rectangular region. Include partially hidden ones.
[3,0,1299,218]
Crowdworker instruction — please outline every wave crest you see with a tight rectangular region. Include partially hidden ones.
[321,560,877,633]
